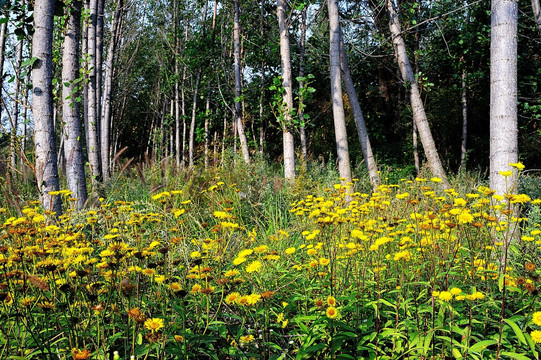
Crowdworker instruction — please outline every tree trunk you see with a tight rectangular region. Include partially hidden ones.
[96,0,105,136]
[62,0,88,209]
[276,0,295,181]
[339,30,379,187]
[490,0,518,195]
[87,0,103,185]
[460,69,468,169]
[32,0,62,215]
[188,70,201,168]
[386,0,449,187]
[11,38,23,169]
[174,0,181,169]
[233,0,250,164]
[0,22,7,124]
[532,0,541,37]
[101,0,123,181]
[328,0,352,184]
[299,4,308,166]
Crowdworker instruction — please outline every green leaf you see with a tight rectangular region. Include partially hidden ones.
[468,339,497,353]
[21,56,38,67]
[452,347,463,358]
[503,318,527,346]
[500,352,532,360]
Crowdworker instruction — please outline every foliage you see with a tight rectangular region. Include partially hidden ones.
[0,163,541,359]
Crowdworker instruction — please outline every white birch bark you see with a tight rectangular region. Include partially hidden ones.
[11,39,23,169]
[386,0,449,188]
[328,0,352,183]
[299,5,308,164]
[188,70,201,168]
[339,30,379,187]
[101,0,123,181]
[490,0,518,195]
[32,0,62,215]
[276,0,295,181]
[532,0,541,37]
[62,0,88,209]
[460,70,468,168]
[233,0,250,164]
[0,22,7,121]
[87,0,103,184]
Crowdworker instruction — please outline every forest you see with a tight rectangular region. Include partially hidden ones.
[0,0,541,359]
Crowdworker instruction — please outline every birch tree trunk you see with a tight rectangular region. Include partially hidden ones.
[32,0,62,215]
[11,38,23,169]
[386,0,449,188]
[490,0,518,195]
[276,0,295,181]
[532,0,541,37]
[101,0,123,181]
[87,0,103,185]
[299,5,308,164]
[62,0,88,209]
[339,30,379,187]
[233,0,250,164]
[328,0,352,183]
[0,22,7,121]
[460,70,468,168]
[188,70,201,168]
[174,0,181,169]
[96,0,104,134]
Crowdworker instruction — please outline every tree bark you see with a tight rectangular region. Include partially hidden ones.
[328,0,352,184]
[299,4,308,164]
[87,0,103,185]
[188,70,201,168]
[460,70,468,169]
[386,0,449,187]
[101,0,123,181]
[62,0,88,209]
[276,0,295,181]
[490,0,518,195]
[532,0,541,37]
[0,22,7,123]
[339,30,379,187]
[233,0,250,164]
[32,0,62,215]
[11,38,23,169]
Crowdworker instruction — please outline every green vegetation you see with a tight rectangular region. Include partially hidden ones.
[0,160,540,359]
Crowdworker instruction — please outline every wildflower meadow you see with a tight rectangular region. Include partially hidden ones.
[0,163,540,359]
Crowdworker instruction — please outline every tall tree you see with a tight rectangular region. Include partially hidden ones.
[62,0,88,209]
[11,36,23,169]
[32,0,62,214]
[0,21,7,120]
[101,0,124,181]
[490,0,518,195]
[339,30,379,187]
[276,0,295,180]
[233,0,250,164]
[328,0,352,183]
[298,3,308,164]
[532,0,541,37]
[386,0,449,187]
[86,0,103,185]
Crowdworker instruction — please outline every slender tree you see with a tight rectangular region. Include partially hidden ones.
[339,30,379,187]
[233,0,250,164]
[386,0,449,187]
[276,0,295,180]
[86,0,103,185]
[532,0,541,37]
[101,0,124,181]
[328,0,352,183]
[298,4,308,163]
[0,21,7,120]
[490,0,518,195]
[32,0,62,214]
[62,0,88,209]
[11,37,23,169]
